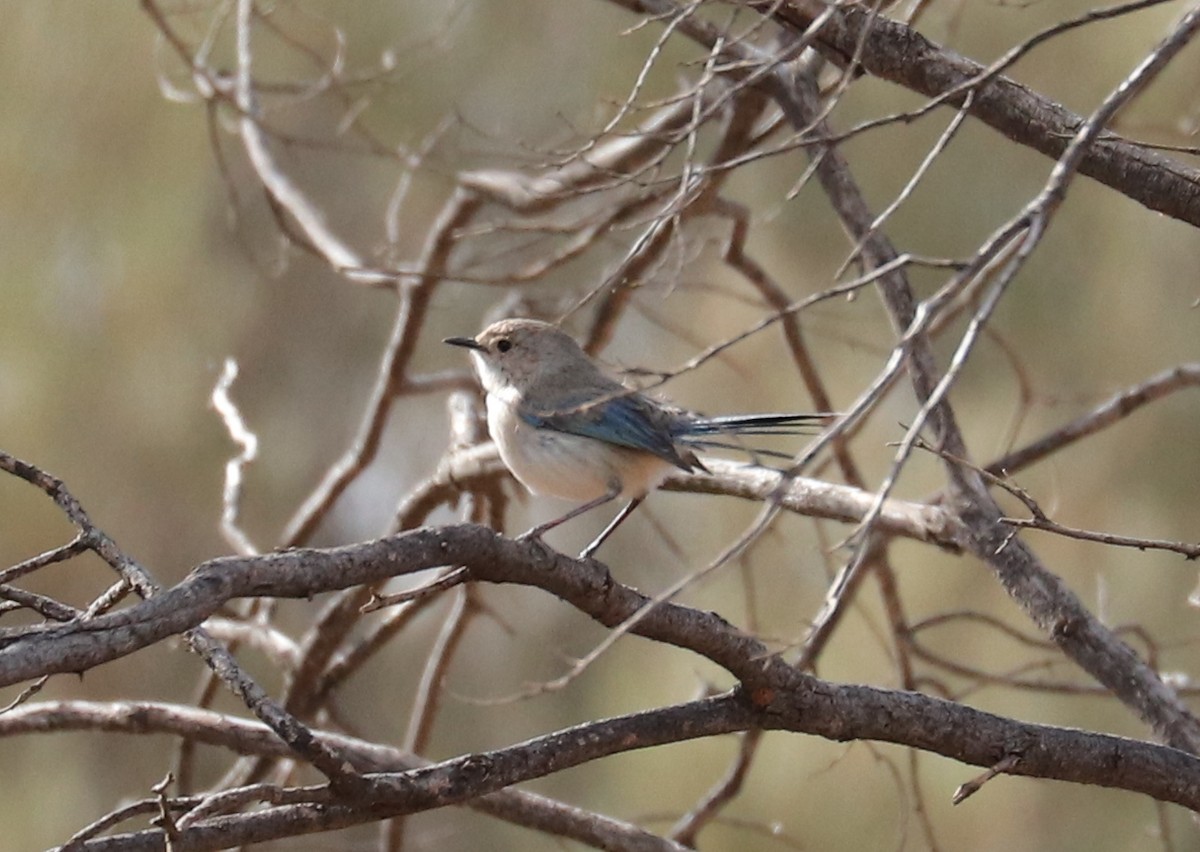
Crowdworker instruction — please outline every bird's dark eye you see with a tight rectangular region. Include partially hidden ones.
[496,338,512,353]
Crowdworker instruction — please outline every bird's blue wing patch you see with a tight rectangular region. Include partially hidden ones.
[521,393,689,468]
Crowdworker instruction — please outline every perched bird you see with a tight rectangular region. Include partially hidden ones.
[445,318,829,558]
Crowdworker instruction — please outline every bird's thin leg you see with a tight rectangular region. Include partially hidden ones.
[520,486,620,543]
[580,496,644,560]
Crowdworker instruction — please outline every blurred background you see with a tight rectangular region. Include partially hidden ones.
[0,1,1197,849]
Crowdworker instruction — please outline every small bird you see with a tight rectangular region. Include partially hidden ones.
[445,318,830,558]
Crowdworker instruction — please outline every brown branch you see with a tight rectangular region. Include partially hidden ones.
[404,587,476,753]
[748,11,1200,754]
[670,728,762,845]
[952,754,1021,805]
[41,684,1200,850]
[2,527,1199,811]
[0,535,87,586]
[755,0,1200,226]
[0,451,362,790]
[1002,512,1200,561]
[986,363,1200,477]
[232,0,369,278]
[663,458,966,549]
[0,525,783,689]
[3,700,688,852]
[279,188,482,546]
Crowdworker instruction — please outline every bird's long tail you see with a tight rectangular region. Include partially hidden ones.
[684,412,833,435]
[678,412,835,459]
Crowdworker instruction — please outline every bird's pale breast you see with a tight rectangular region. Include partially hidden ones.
[486,388,673,502]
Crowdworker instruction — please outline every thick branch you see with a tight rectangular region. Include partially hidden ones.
[3,700,684,852]
[27,682,1200,852]
[770,1,1200,226]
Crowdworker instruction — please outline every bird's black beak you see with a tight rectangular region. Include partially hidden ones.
[444,336,485,351]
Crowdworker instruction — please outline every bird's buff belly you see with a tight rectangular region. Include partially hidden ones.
[491,409,671,502]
